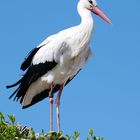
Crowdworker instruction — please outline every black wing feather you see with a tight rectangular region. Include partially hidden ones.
[7,55,81,109]
[7,61,57,104]
[20,46,42,71]
[22,69,82,109]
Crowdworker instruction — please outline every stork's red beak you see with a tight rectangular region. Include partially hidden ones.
[91,6,112,24]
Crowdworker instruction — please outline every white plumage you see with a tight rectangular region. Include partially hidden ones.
[23,0,95,106]
[7,0,111,132]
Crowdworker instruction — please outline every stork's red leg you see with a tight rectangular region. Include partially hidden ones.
[56,84,64,132]
[49,83,55,132]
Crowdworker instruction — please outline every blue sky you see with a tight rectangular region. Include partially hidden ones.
[0,0,140,139]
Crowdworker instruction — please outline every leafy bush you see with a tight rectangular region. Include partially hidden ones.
[0,112,103,140]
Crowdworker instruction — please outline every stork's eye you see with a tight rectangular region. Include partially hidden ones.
[88,0,93,5]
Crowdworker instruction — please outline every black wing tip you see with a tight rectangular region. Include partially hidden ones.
[6,84,17,89]
[22,103,35,109]
[6,85,11,89]
[9,95,12,100]
[6,79,22,89]
[22,106,28,109]
[20,65,26,71]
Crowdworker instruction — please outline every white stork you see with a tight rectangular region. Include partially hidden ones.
[7,0,111,132]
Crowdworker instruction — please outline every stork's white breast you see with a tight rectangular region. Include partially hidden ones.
[41,46,92,84]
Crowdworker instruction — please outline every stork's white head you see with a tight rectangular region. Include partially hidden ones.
[78,0,112,24]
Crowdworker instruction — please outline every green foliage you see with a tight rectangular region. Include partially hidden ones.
[0,112,104,140]
[0,112,36,140]
[86,129,103,140]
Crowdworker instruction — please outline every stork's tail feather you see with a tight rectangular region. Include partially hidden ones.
[6,79,22,88]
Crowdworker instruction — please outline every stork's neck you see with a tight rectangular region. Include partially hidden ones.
[77,6,94,45]
[79,9,93,26]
